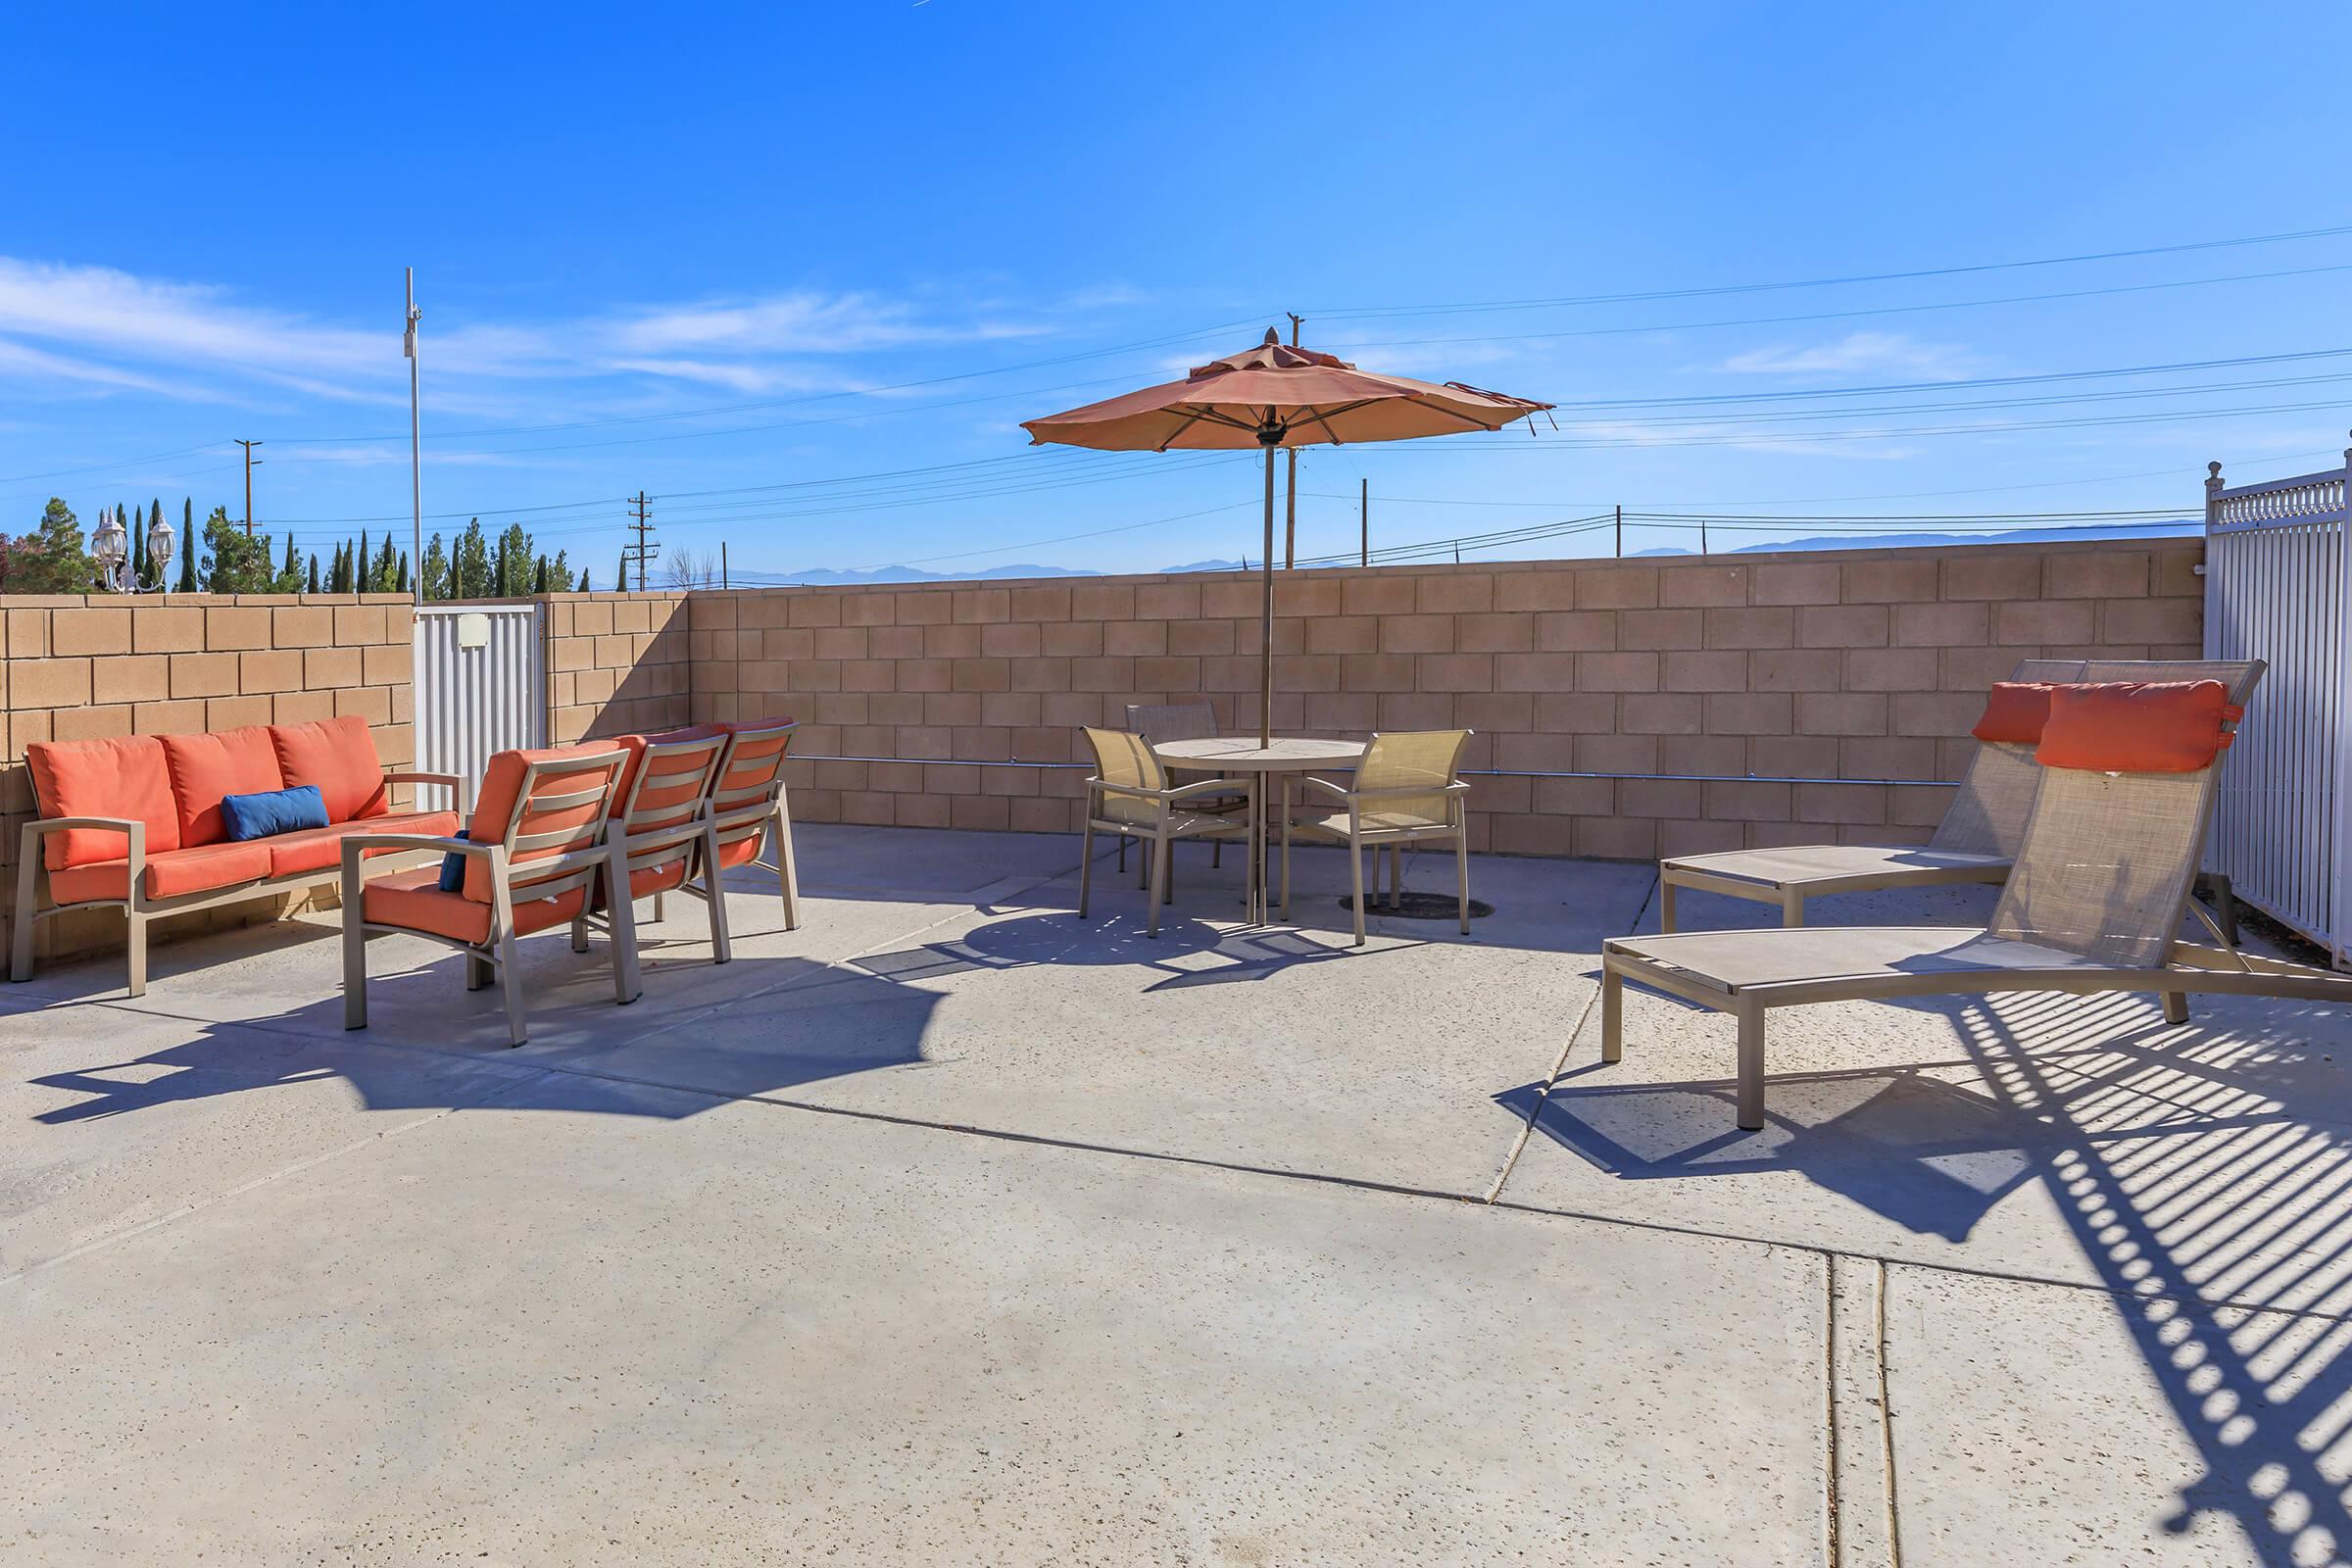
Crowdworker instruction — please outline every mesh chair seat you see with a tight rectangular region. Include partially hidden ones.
[1291,806,1454,837]
[1607,925,2117,995]
[1662,844,2008,891]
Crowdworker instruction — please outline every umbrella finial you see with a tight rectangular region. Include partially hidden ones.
[1261,327,1281,346]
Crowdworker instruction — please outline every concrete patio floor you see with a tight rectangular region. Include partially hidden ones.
[5,822,2352,1565]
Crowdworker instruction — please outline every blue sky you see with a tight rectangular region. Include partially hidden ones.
[4,2,2350,582]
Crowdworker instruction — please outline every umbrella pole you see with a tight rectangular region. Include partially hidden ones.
[1259,441,1276,748]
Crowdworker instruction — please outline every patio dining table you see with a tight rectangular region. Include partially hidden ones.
[1152,736,1366,925]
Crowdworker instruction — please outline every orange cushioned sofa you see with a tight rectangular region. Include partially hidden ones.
[12,715,463,996]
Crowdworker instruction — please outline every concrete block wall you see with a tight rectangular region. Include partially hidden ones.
[686,537,2205,858]
[544,591,694,744]
[1,593,417,962]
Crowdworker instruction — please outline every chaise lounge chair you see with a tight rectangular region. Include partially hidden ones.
[1653,659,2261,933]
[1601,676,2352,1130]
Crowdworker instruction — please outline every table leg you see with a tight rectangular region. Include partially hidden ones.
[1247,774,1265,924]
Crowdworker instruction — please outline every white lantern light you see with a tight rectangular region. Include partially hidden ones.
[91,507,127,572]
[146,507,174,580]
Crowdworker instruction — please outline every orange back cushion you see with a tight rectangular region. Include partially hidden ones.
[2036,680,2239,773]
[1971,682,2057,745]
[462,744,626,902]
[26,735,182,868]
[160,725,286,846]
[624,728,727,831]
[713,718,795,801]
[270,715,389,822]
[601,735,650,819]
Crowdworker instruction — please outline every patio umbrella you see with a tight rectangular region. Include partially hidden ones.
[1021,330,1552,745]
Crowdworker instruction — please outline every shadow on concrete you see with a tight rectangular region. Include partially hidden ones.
[851,909,1367,994]
[1502,1065,2043,1244]
[1952,991,2352,1566]
[1519,982,2352,1564]
[24,953,941,1125]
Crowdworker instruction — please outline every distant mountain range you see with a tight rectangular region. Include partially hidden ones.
[1635,520,2199,558]
[773,521,2198,585]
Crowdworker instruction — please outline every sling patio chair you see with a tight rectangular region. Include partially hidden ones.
[1280,728,1473,946]
[677,716,803,935]
[1075,726,1247,937]
[1600,677,2352,1130]
[341,743,641,1048]
[1654,659,2262,934]
[1123,702,1246,878]
[573,725,735,962]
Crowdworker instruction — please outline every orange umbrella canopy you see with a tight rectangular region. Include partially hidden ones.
[1020,330,1552,451]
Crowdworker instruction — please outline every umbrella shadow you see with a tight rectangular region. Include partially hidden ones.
[852,908,1369,993]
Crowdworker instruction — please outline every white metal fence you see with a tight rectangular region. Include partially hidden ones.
[2203,446,2352,963]
[412,603,546,813]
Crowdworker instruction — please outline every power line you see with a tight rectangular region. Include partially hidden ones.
[1308,220,2352,320]
[1320,260,2352,354]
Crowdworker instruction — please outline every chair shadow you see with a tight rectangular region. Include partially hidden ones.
[24,950,944,1125]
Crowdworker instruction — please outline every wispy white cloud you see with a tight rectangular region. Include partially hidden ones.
[0,259,1119,414]
[1718,331,1982,381]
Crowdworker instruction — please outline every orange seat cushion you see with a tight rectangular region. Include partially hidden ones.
[712,831,766,871]
[161,725,286,846]
[2036,680,2239,773]
[1971,682,2058,745]
[49,841,274,906]
[462,744,629,903]
[264,810,462,878]
[270,715,389,822]
[602,734,651,818]
[627,858,691,901]
[362,865,587,947]
[26,735,182,868]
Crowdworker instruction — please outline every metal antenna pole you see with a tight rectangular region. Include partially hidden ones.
[405,268,423,605]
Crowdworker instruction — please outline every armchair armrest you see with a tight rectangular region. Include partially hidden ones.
[1342,781,1473,803]
[1094,779,1174,804]
[382,769,469,813]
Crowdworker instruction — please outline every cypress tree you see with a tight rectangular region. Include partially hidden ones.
[175,499,197,591]
[307,555,320,594]
[397,553,410,595]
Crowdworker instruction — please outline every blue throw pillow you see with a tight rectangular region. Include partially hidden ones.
[218,784,329,842]
[437,830,471,892]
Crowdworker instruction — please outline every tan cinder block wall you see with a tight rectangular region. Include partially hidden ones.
[685,537,2204,858]
[1,593,417,962]
[543,591,694,744]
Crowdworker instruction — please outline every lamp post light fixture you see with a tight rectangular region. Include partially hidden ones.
[90,506,174,594]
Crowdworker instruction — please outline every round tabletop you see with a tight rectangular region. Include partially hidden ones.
[1152,736,1366,772]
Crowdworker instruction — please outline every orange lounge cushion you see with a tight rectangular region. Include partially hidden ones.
[1971,682,2058,745]
[2036,680,2239,773]
[602,734,651,819]
[362,866,589,947]
[264,810,463,878]
[26,735,182,868]
[161,725,286,846]
[271,715,389,822]
[49,840,274,906]
[462,744,629,902]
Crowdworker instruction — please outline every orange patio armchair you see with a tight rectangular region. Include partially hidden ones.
[341,743,640,1047]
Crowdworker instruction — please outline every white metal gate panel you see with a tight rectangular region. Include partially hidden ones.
[413,603,546,812]
[2204,454,2351,962]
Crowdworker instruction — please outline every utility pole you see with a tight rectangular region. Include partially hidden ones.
[1283,312,1302,568]
[1359,478,1368,567]
[234,439,263,534]
[404,268,423,606]
[625,492,658,590]
[721,540,729,590]
[1614,504,1623,559]
[1700,517,1710,555]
